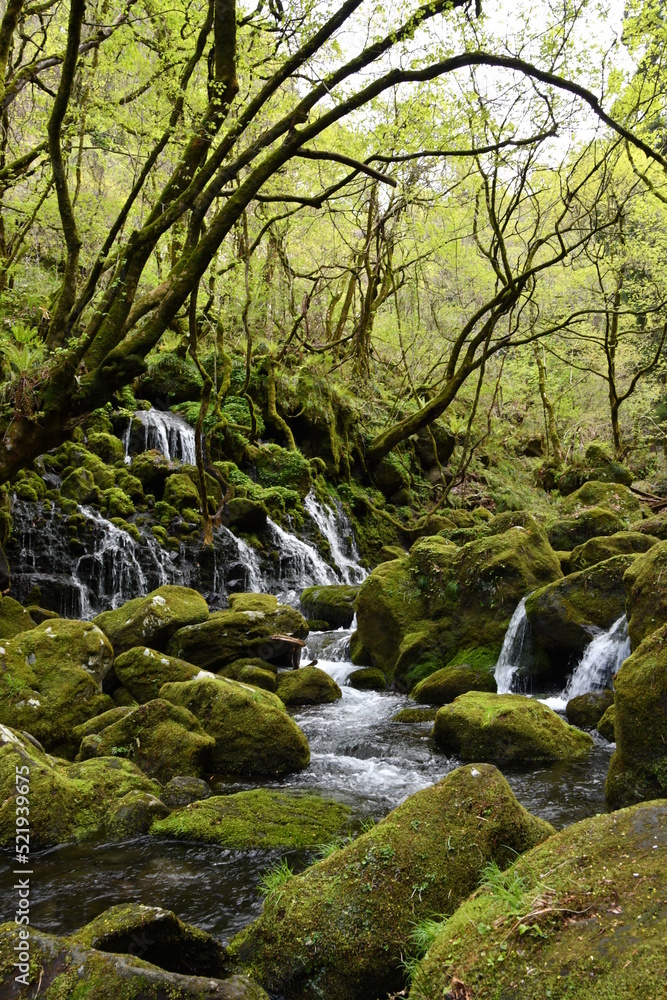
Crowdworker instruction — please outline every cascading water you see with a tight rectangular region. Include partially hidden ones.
[542,615,631,712]
[265,517,339,603]
[128,409,197,465]
[494,596,533,693]
[304,491,367,585]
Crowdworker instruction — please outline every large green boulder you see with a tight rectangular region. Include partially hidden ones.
[76,698,215,784]
[160,676,310,777]
[412,664,497,704]
[565,688,614,729]
[94,585,209,656]
[597,702,616,742]
[113,646,209,703]
[348,667,386,690]
[275,666,342,705]
[355,517,562,686]
[546,506,626,551]
[163,471,201,511]
[605,624,667,807]
[227,764,553,1000]
[0,620,114,756]
[629,512,667,539]
[433,692,594,761]
[299,585,359,628]
[560,480,643,520]
[409,800,667,1000]
[0,596,35,639]
[555,445,634,495]
[167,604,308,671]
[151,789,351,848]
[130,449,181,492]
[624,540,667,649]
[85,430,125,464]
[569,530,659,572]
[0,724,164,848]
[525,554,636,669]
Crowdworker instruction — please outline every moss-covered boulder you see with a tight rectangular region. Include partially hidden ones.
[555,445,634,495]
[0,620,114,756]
[251,443,312,496]
[167,604,308,672]
[86,431,125,465]
[597,702,616,742]
[114,646,209,703]
[160,676,310,777]
[237,665,276,691]
[433,692,594,761]
[223,497,268,532]
[76,698,215,784]
[524,554,635,673]
[348,667,386,690]
[94,585,209,656]
[561,480,643,520]
[569,530,659,572]
[629,512,667,539]
[0,596,35,639]
[72,706,132,741]
[131,449,182,492]
[219,656,278,680]
[275,666,341,705]
[409,799,667,1000]
[151,789,351,848]
[605,624,667,807]
[355,517,562,687]
[412,664,497,704]
[624,539,667,649]
[163,471,201,511]
[547,506,626,550]
[137,354,204,405]
[161,775,212,808]
[227,764,553,1000]
[0,725,163,847]
[299,585,359,629]
[565,688,614,729]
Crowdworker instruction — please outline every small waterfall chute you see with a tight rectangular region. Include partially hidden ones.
[494,596,532,694]
[304,491,367,585]
[564,615,630,701]
[130,409,197,465]
[266,516,338,602]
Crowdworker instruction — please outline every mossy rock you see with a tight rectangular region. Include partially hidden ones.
[433,692,594,761]
[0,595,35,639]
[86,431,125,464]
[238,665,276,691]
[167,604,308,672]
[569,530,659,572]
[220,656,278,680]
[565,688,614,729]
[160,676,310,777]
[410,800,667,1000]
[0,922,266,999]
[151,789,351,848]
[0,725,163,847]
[348,667,386,690]
[25,606,60,625]
[275,666,342,705]
[412,664,497,705]
[392,707,439,723]
[162,775,212,808]
[57,443,117,491]
[228,593,278,612]
[223,497,268,532]
[624,539,667,649]
[605,623,667,807]
[102,486,135,518]
[629,512,667,540]
[76,698,215,783]
[227,764,553,1000]
[163,471,201,511]
[547,506,626,550]
[112,685,138,707]
[597,702,616,742]
[0,620,114,756]
[251,443,312,496]
[72,706,132,740]
[114,466,145,502]
[300,584,359,629]
[525,555,636,666]
[94,585,209,656]
[378,544,406,561]
[130,449,182,492]
[105,788,170,839]
[60,466,101,504]
[555,446,634,495]
[560,480,642,520]
[114,645,208,703]
[137,353,204,405]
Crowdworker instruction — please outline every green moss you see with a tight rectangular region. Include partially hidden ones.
[348,667,386,690]
[72,706,132,740]
[411,800,667,1000]
[114,467,144,502]
[569,530,659,571]
[228,593,278,612]
[597,702,616,742]
[102,487,135,518]
[113,645,206,702]
[433,692,594,761]
[625,540,667,648]
[93,585,209,656]
[392,707,439,723]
[85,431,125,464]
[137,353,204,404]
[300,584,359,629]
[237,665,276,691]
[275,666,342,705]
[412,664,497,705]
[0,595,35,638]
[151,789,351,848]
[565,689,614,729]
[547,506,626,550]
[250,443,312,496]
[227,764,553,1000]
[60,467,101,504]
[163,471,201,511]
[160,675,310,777]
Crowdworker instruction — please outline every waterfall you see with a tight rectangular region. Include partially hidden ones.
[304,491,367,585]
[265,517,338,602]
[494,597,532,694]
[564,615,630,700]
[129,409,197,465]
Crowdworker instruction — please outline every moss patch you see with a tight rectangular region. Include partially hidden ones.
[275,666,342,705]
[94,585,209,656]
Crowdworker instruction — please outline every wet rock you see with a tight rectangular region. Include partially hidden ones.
[76,698,215,784]
[105,789,170,838]
[569,530,659,571]
[412,664,497,704]
[94,585,210,656]
[605,623,667,807]
[223,497,268,532]
[597,703,616,742]
[162,775,212,808]
[546,506,626,550]
[0,596,35,639]
[275,666,342,705]
[565,689,614,729]
[348,667,386,690]
[0,619,114,756]
[410,800,666,1000]
[151,789,350,848]
[300,584,359,629]
[227,765,553,1000]
[433,692,594,761]
[114,646,208,703]
[160,676,310,777]
[0,724,163,847]
[624,539,667,649]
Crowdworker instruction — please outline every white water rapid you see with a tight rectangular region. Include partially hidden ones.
[542,615,631,712]
[494,596,532,693]
[304,492,367,585]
